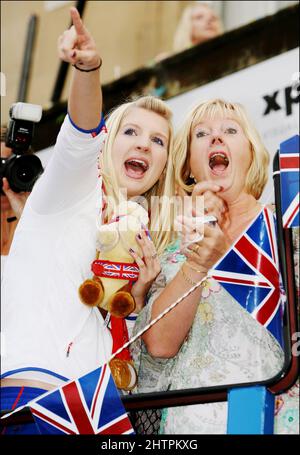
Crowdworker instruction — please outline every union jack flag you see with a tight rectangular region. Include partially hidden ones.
[123,264,140,280]
[279,135,299,229]
[210,207,284,345]
[29,363,135,434]
[92,260,139,281]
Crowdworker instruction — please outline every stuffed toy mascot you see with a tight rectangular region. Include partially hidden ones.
[79,200,149,391]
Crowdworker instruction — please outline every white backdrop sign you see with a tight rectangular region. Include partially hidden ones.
[166,47,299,203]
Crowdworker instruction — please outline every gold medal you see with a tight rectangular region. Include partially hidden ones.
[109,358,137,391]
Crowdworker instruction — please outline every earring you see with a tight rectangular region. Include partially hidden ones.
[186,173,196,185]
[190,172,197,182]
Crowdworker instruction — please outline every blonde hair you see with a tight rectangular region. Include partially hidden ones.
[173,2,222,53]
[173,98,269,200]
[101,96,176,255]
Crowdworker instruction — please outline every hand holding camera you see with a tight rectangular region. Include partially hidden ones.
[1,102,43,195]
[2,177,30,219]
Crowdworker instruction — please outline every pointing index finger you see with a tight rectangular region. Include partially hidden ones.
[70,7,86,36]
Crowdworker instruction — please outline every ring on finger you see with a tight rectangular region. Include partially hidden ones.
[192,244,200,254]
[151,252,158,259]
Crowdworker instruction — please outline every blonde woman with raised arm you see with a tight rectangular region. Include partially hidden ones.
[1,7,176,434]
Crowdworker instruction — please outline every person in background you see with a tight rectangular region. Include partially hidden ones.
[154,1,223,62]
[1,130,30,278]
[173,1,223,53]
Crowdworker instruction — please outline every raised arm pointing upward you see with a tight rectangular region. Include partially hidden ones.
[58,7,102,129]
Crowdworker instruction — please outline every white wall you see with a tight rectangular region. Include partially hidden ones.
[222,0,299,31]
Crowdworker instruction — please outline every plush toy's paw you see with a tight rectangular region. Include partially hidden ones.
[78,277,104,307]
[108,291,135,318]
[109,358,137,391]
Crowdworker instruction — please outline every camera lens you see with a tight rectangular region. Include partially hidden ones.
[5,155,43,192]
[16,158,35,182]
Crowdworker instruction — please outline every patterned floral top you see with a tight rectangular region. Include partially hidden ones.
[131,239,299,434]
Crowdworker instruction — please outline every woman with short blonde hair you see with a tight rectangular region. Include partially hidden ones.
[173,98,269,199]
[132,97,286,434]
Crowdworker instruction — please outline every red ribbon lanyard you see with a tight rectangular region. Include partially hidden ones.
[110,316,132,362]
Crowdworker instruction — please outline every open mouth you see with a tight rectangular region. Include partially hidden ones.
[209,152,229,175]
[124,158,149,179]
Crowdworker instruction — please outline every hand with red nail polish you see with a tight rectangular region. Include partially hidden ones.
[129,229,161,313]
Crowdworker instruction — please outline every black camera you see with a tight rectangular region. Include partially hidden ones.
[1,102,44,194]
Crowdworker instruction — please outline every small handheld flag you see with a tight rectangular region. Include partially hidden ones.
[279,135,299,229]
[30,364,134,435]
[211,207,284,346]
